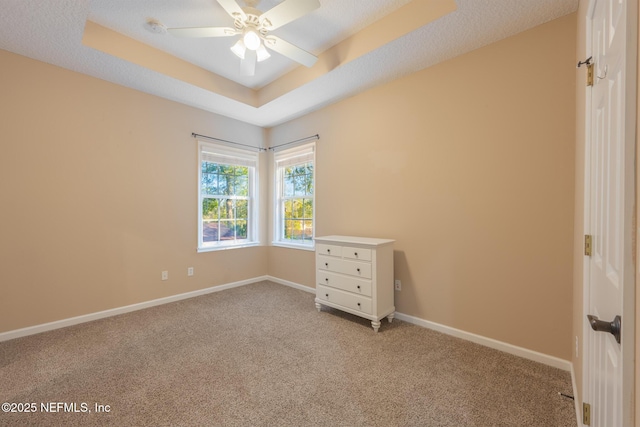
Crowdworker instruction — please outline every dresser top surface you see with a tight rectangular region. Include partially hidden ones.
[315,235,395,247]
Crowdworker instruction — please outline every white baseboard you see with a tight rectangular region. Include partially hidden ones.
[266,275,315,293]
[0,275,269,342]
[0,275,574,374]
[394,312,572,371]
[268,277,572,371]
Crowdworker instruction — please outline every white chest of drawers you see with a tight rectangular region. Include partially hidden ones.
[314,235,395,332]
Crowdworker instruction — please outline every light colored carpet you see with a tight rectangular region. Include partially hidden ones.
[0,281,576,426]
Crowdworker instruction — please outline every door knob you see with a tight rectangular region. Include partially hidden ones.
[587,314,621,344]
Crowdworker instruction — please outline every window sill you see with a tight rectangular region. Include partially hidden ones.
[198,242,261,253]
[271,242,316,252]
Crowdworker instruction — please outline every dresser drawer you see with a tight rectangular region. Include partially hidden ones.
[317,243,342,257]
[317,255,336,272]
[338,259,372,279]
[317,271,372,297]
[317,285,372,315]
[318,257,372,279]
[342,246,372,262]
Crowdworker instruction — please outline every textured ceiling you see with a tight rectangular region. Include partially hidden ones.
[0,0,579,127]
[88,0,415,90]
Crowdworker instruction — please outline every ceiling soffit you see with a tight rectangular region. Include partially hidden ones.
[81,0,457,111]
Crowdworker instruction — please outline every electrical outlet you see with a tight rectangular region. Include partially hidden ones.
[187,267,194,276]
[394,280,401,291]
[161,271,168,281]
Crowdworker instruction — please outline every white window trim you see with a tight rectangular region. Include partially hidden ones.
[271,241,316,251]
[198,140,260,252]
[272,142,316,249]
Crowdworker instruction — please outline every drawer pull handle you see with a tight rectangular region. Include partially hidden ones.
[357,268,360,272]
[357,285,360,289]
[325,278,329,282]
[354,252,358,257]
[327,249,330,253]
[357,303,361,307]
[325,293,329,297]
[325,263,328,267]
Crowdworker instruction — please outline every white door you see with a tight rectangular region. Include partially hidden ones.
[583,0,635,426]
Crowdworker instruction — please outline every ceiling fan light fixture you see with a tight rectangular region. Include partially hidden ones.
[230,39,246,59]
[243,29,261,51]
[256,44,270,62]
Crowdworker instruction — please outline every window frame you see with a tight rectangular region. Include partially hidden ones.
[272,142,316,250]
[198,140,259,252]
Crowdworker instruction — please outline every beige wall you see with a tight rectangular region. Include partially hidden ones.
[268,14,577,360]
[636,1,639,422]
[1,14,578,362]
[0,50,268,333]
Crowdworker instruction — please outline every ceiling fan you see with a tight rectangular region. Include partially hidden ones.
[168,0,321,76]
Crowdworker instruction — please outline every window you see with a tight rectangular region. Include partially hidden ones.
[273,142,315,248]
[198,141,258,251]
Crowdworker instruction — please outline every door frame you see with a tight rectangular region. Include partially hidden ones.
[581,0,637,426]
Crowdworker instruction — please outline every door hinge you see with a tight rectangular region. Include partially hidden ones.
[584,234,592,256]
[583,402,591,425]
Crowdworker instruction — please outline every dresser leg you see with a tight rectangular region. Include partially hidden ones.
[371,320,381,333]
[315,302,322,312]
[387,313,395,323]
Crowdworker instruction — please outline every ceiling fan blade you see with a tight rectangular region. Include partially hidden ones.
[167,27,237,37]
[241,50,257,76]
[216,0,247,21]
[265,35,317,67]
[260,0,320,30]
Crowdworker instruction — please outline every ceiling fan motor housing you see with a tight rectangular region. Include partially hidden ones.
[234,7,270,36]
